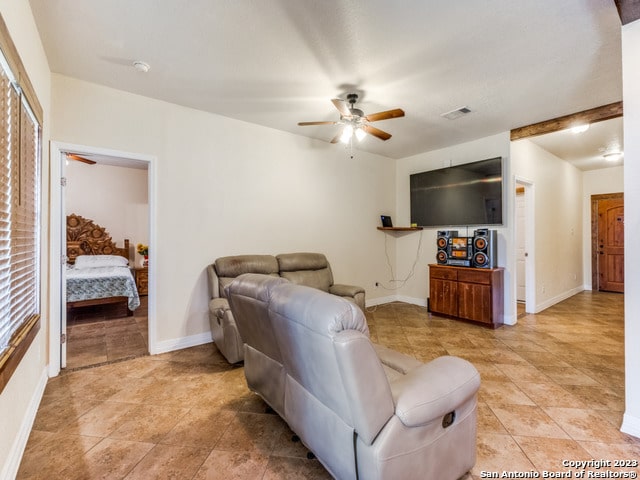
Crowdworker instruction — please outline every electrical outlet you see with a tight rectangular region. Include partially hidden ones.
[542,284,546,294]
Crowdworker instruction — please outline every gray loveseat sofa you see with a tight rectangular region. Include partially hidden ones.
[227,273,481,480]
[207,252,365,363]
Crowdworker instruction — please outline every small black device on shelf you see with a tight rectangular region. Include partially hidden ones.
[380,215,393,228]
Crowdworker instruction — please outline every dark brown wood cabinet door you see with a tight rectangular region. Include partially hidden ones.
[457,282,492,324]
[598,197,624,293]
[429,278,458,316]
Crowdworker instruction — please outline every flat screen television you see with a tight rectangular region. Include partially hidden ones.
[410,157,503,228]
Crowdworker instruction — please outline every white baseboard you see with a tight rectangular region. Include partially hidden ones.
[535,286,584,313]
[365,294,398,307]
[621,413,640,439]
[1,367,48,480]
[151,331,213,355]
[366,295,428,308]
[503,313,517,326]
[395,295,428,307]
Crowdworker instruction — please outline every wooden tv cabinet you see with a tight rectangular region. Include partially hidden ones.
[428,264,504,328]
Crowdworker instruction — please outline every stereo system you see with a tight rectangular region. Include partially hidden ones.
[436,229,497,269]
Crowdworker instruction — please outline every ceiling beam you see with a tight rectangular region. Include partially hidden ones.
[510,101,623,141]
[613,0,640,25]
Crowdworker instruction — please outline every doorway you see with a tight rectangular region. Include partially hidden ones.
[48,142,156,377]
[514,178,534,315]
[591,193,624,293]
[64,157,149,369]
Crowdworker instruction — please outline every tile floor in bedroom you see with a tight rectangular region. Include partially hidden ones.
[18,291,640,479]
[65,296,149,370]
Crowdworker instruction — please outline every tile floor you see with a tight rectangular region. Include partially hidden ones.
[66,297,148,370]
[18,291,640,479]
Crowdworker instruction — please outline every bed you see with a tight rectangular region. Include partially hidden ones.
[66,214,140,315]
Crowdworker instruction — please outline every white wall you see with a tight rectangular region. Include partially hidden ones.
[621,18,640,438]
[582,166,624,289]
[393,133,513,317]
[0,3,51,479]
[65,161,149,264]
[511,139,584,313]
[50,74,397,351]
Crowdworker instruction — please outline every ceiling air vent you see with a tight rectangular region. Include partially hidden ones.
[441,106,472,120]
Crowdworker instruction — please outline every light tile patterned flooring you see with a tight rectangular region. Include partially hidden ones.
[66,297,148,370]
[18,291,640,479]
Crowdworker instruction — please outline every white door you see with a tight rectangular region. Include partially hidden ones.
[515,187,526,302]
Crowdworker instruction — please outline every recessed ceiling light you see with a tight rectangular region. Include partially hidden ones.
[570,124,590,134]
[604,152,623,161]
[133,61,150,73]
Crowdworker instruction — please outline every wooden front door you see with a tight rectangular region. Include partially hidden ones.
[595,195,624,293]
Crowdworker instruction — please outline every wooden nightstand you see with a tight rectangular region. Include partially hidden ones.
[134,267,149,295]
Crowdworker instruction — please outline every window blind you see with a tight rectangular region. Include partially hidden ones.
[0,55,40,357]
[0,68,17,352]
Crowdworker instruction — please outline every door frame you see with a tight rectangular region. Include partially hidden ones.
[591,192,624,291]
[514,176,535,315]
[48,141,157,377]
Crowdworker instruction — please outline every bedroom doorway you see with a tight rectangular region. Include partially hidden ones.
[49,142,156,375]
[63,152,149,369]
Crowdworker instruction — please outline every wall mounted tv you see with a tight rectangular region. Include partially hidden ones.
[410,156,503,228]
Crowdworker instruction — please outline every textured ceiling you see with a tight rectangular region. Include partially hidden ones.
[29,0,623,163]
[527,116,624,171]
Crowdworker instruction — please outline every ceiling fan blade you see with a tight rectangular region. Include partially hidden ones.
[66,153,97,165]
[297,121,338,126]
[331,98,351,117]
[364,108,405,122]
[362,125,392,141]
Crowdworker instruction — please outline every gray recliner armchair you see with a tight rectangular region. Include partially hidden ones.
[207,255,279,364]
[276,252,365,311]
[227,273,481,480]
[207,252,365,363]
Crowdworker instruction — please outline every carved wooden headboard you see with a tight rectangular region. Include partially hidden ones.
[66,214,130,264]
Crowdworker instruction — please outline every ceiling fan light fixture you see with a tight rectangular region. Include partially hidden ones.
[298,94,403,144]
[340,124,354,144]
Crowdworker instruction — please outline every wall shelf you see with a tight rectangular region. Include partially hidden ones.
[377,226,423,232]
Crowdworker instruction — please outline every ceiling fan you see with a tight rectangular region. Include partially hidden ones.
[298,93,405,144]
[66,153,96,165]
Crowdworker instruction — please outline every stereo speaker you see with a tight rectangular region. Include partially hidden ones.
[472,229,497,268]
[436,230,458,264]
